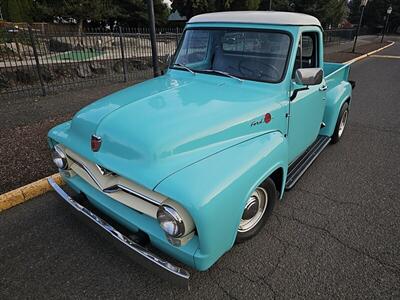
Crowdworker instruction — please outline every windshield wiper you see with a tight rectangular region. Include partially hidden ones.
[202,69,243,82]
[173,63,195,75]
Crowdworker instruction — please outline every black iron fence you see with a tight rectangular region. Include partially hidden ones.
[323,28,356,46]
[0,26,356,99]
[0,26,182,98]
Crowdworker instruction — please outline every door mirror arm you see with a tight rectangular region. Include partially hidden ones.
[290,85,308,101]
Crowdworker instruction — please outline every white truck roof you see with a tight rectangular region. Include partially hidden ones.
[188,11,321,28]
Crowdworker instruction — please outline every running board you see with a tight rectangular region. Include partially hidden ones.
[285,135,331,190]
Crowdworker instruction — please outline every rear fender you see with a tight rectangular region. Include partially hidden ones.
[155,131,288,270]
[320,81,352,137]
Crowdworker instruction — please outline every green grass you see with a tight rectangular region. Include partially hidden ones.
[54,49,103,61]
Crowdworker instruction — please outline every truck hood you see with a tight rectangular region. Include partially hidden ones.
[60,71,286,189]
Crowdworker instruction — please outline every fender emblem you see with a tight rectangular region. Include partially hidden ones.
[250,113,272,127]
[91,135,102,152]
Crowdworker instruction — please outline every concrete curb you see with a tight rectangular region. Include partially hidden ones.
[0,174,63,212]
[345,41,395,65]
[0,41,396,213]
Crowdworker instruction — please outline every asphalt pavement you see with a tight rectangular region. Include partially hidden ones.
[1,40,399,299]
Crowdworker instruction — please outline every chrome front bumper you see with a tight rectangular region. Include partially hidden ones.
[47,178,190,287]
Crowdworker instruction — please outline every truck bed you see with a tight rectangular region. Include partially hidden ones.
[323,62,350,82]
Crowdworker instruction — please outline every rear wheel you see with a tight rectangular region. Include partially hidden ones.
[331,102,349,144]
[236,178,277,243]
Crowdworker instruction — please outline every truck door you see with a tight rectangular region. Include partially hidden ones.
[288,31,326,163]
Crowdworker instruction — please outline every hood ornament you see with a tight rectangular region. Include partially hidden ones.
[91,135,102,152]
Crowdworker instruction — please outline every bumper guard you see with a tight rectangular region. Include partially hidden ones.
[48,178,190,287]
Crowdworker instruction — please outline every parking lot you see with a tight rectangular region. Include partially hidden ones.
[0,41,399,298]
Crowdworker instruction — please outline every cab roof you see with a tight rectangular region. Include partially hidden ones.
[188,11,321,28]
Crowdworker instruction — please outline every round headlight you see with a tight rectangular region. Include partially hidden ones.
[157,205,185,238]
[52,144,68,170]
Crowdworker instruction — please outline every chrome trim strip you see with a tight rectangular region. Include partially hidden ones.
[68,155,103,189]
[48,178,190,286]
[67,155,161,206]
[103,184,161,206]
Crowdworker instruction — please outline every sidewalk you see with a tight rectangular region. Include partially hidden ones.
[324,35,381,54]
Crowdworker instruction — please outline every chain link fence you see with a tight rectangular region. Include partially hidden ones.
[0,25,182,99]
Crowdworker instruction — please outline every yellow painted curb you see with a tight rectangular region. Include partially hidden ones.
[345,41,395,65]
[370,54,400,59]
[0,174,63,212]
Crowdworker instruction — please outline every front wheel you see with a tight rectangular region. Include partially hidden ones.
[331,102,349,144]
[235,178,277,243]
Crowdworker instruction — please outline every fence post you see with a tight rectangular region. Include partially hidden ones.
[175,27,179,47]
[28,25,46,96]
[147,0,161,77]
[119,26,128,82]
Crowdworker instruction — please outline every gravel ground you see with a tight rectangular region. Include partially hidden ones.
[0,40,394,194]
[0,81,134,194]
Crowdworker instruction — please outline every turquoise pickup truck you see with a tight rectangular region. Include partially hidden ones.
[48,11,354,285]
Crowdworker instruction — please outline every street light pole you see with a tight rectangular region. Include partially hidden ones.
[352,0,368,53]
[381,6,393,43]
[147,0,161,77]
[269,0,272,10]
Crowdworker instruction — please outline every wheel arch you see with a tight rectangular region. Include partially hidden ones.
[155,131,288,270]
[268,166,285,199]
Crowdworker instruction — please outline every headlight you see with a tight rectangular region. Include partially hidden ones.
[157,205,185,238]
[52,144,68,170]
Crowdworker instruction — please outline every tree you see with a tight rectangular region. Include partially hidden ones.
[259,0,294,11]
[108,0,169,27]
[349,0,400,33]
[34,0,169,28]
[34,0,112,34]
[1,0,33,22]
[172,0,348,28]
[171,0,213,19]
[290,0,348,28]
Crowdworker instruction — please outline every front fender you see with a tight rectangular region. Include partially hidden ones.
[155,131,288,270]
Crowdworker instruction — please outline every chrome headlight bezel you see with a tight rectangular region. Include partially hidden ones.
[156,204,185,238]
[52,144,68,170]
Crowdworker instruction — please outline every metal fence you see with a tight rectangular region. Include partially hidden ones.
[0,26,356,99]
[0,26,182,98]
[323,28,356,46]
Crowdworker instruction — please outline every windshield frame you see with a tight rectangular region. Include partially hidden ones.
[170,27,293,84]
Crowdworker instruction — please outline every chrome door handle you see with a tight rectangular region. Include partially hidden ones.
[319,85,328,91]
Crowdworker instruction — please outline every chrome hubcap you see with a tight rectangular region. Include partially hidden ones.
[238,187,268,233]
[338,110,348,138]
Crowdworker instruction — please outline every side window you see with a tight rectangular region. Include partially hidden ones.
[293,32,319,77]
[302,35,314,58]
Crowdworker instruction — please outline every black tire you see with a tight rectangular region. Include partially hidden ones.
[331,102,349,144]
[235,177,277,243]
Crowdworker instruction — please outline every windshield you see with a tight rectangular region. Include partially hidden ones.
[172,28,291,83]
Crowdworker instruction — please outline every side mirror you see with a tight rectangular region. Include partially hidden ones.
[295,68,323,86]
